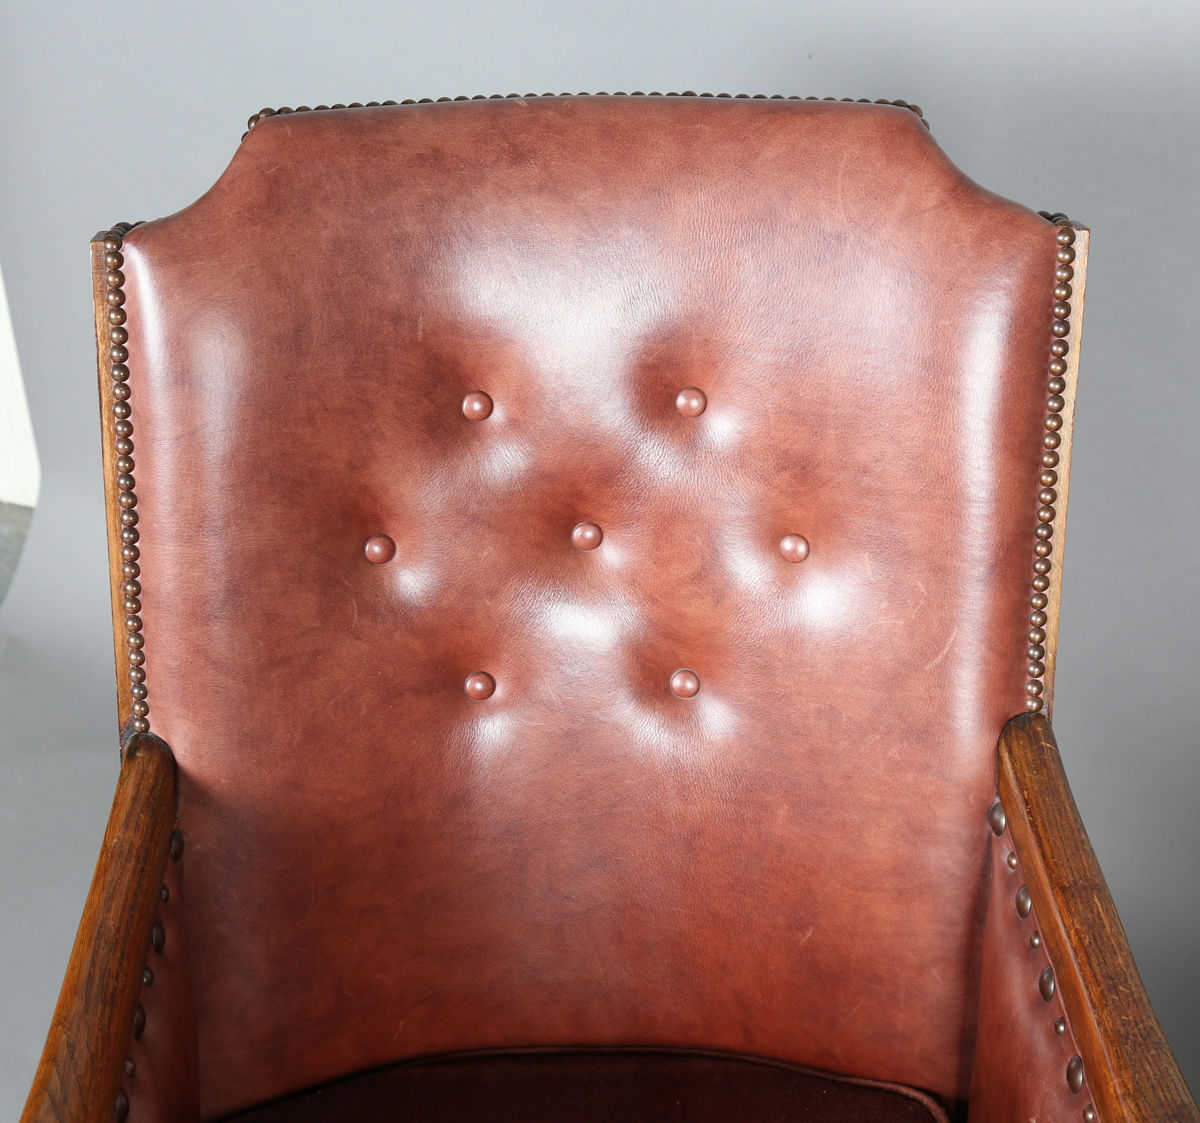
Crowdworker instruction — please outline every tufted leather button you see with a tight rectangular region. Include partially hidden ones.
[670,669,701,698]
[571,522,603,550]
[462,391,494,420]
[464,672,496,700]
[364,534,396,564]
[778,534,810,562]
[675,386,707,417]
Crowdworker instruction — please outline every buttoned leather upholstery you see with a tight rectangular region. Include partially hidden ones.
[118,97,1057,1120]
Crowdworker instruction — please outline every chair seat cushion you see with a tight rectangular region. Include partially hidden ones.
[228,1049,948,1122]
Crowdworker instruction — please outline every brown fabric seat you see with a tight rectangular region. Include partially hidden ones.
[227,1050,947,1123]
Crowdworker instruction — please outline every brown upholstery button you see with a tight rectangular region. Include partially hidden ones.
[779,534,810,562]
[1067,1054,1084,1094]
[670,669,701,698]
[464,672,496,700]
[987,802,1007,836]
[462,391,494,420]
[364,534,396,564]
[675,387,707,417]
[572,522,603,550]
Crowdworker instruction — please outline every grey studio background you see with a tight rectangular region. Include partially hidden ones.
[2,0,1198,1113]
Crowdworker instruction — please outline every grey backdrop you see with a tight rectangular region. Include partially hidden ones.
[2,0,1197,1113]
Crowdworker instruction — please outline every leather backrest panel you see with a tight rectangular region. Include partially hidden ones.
[120,98,1056,1117]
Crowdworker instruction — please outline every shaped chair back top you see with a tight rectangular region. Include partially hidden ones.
[116,96,1066,1116]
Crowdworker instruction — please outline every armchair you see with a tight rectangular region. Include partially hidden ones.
[20,92,1198,1123]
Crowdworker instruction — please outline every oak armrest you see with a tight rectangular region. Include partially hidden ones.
[21,733,178,1123]
[973,713,1197,1123]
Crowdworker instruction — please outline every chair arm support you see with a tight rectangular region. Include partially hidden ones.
[21,733,178,1123]
[994,713,1197,1123]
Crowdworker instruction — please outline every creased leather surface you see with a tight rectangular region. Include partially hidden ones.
[119,98,1057,1118]
[227,1049,948,1123]
[970,823,1096,1120]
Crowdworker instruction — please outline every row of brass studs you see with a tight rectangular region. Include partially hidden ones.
[103,224,151,736]
[241,93,928,141]
[989,803,1094,1116]
[1024,214,1077,714]
[114,830,183,1123]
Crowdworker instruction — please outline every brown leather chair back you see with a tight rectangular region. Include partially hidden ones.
[119,97,1058,1118]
